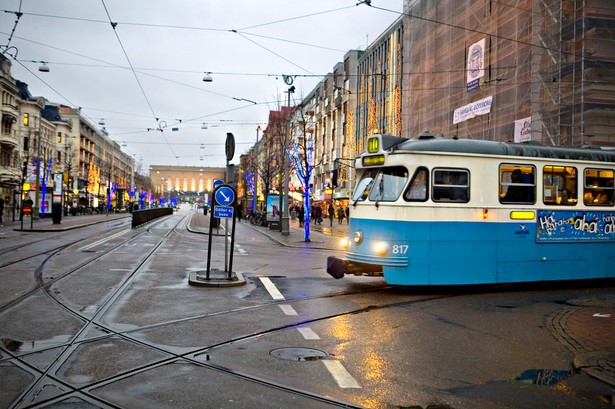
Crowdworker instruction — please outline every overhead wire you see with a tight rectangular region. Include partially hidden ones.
[100,0,179,163]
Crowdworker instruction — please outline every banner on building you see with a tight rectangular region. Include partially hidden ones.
[467,38,485,91]
[453,96,493,124]
[514,116,532,143]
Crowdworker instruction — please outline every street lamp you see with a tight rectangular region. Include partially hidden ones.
[281,79,295,236]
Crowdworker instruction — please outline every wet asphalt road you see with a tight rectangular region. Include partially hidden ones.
[0,206,614,408]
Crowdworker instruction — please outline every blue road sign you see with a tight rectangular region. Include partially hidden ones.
[213,179,224,190]
[215,186,235,206]
[214,205,234,219]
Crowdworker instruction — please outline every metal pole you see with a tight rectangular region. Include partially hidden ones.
[281,86,293,236]
[253,126,259,213]
[34,115,41,218]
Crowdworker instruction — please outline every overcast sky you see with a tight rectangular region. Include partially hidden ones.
[1,0,403,171]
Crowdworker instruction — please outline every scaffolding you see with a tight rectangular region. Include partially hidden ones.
[402,0,615,146]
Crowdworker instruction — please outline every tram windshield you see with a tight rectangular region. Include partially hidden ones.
[352,167,409,203]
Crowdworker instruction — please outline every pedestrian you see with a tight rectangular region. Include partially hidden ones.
[298,206,304,227]
[237,203,243,221]
[314,205,322,225]
[328,202,334,227]
[0,195,4,224]
[345,206,350,224]
[337,206,345,224]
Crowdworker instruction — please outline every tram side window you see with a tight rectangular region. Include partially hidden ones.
[431,168,470,203]
[500,165,536,204]
[583,169,614,206]
[543,165,577,206]
[404,167,429,201]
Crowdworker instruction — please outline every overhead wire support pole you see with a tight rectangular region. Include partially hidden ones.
[281,76,295,236]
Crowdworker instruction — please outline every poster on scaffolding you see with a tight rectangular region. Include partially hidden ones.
[467,38,485,92]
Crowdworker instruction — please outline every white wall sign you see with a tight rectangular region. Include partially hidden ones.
[514,116,532,143]
[453,96,493,124]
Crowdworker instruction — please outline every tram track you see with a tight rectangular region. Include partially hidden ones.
[0,219,132,270]
[2,210,464,409]
[3,213,190,409]
[12,282,451,409]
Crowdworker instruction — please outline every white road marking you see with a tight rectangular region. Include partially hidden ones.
[109,269,132,271]
[322,360,362,389]
[279,304,297,315]
[297,327,320,340]
[79,230,129,251]
[259,277,285,300]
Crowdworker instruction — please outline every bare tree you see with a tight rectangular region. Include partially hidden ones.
[287,103,326,242]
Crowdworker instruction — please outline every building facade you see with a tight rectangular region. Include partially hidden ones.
[0,53,135,218]
[149,165,225,207]
[402,0,615,146]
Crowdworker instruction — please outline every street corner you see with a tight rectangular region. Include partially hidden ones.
[188,269,247,287]
[572,350,615,388]
[564,305,615,387]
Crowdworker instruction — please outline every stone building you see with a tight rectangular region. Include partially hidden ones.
[0,53,135,217]
[149,165,225,207]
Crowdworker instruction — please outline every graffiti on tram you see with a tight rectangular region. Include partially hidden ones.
[537,210,615,242]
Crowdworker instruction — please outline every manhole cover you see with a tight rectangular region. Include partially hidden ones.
[270,347,328,362]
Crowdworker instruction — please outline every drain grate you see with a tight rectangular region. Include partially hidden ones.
[270,347,328,362]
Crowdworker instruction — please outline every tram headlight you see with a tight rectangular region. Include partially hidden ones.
[373,241,390,256]
[340,237,350,249]
[353,231,363,245]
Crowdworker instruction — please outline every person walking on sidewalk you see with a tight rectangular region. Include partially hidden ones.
[298,206,304,227]
[314,205,322,225]
[328,202,335,227]
[0,196,4,224]
[337,205,345,224]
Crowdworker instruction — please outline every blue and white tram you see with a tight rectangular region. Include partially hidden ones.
[326,133,615,285]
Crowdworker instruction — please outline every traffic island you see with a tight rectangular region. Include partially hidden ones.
[188,269,246,287]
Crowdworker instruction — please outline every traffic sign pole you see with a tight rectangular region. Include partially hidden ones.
[206,184,237,279]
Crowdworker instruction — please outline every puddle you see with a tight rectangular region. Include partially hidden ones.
[2,335,72,353]
[515,368,572,385]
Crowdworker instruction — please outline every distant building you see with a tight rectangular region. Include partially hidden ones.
[149,165,225,207]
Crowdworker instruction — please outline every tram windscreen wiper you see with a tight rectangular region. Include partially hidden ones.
[374,177,384,208]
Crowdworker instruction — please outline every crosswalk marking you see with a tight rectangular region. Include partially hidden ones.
[279,304,297,315]
[322,360,362,389]
[297,327,320,340]
[259,277,285,300]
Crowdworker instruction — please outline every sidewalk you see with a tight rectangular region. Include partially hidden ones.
[550,294,615,388]
[188,209,349,250]
[0,211,131,232]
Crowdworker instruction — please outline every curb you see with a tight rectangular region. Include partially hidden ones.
[188,270,247,287]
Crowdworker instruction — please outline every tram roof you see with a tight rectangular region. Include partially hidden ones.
[390,136,615,163]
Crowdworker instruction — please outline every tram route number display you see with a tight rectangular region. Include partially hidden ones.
[537,210,615,242]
